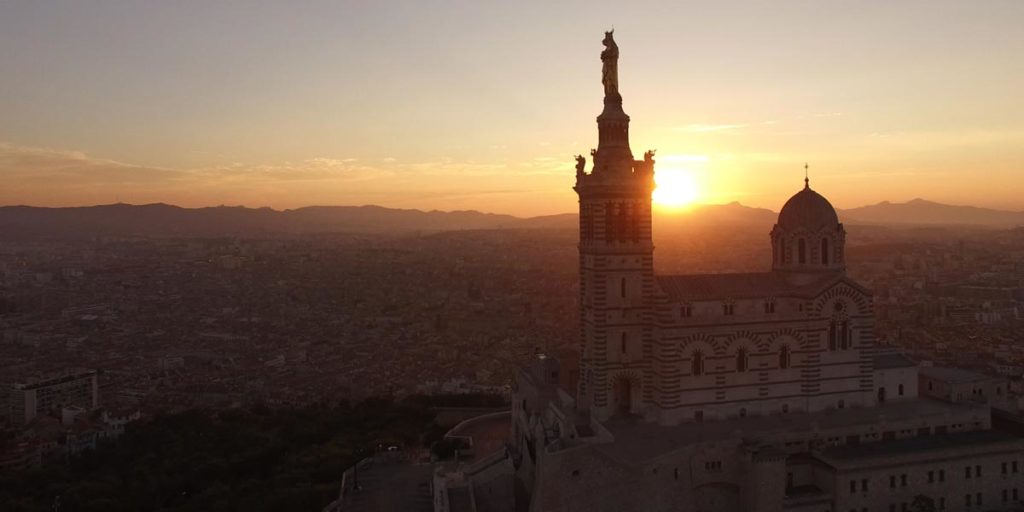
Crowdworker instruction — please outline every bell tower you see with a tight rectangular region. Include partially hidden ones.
[573,31,656,421]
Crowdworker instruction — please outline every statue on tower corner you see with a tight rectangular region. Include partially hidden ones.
[575,154,586,176]
[644,149,656,164]
[601,30,619,99]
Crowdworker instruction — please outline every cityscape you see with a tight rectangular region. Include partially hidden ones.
[3,2,1024,512]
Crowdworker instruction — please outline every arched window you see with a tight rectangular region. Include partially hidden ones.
[736,348,748,372]
[798,238,806,264]
[782,403,789,413]
[838,399,845,409]
[898,383,904,396]
[692,351,704,376]
[821,238,829,265]
[694,410,704,422]
[840,320,850,349]
[779,345,790,369]
[828,321,838,350]
[620,332,627,354]
[739,407,747,417]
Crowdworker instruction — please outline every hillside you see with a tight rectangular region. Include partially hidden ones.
[838,199,1024,227]
[0,198,1020,238]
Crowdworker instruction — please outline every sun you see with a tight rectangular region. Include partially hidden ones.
[652,168,699,208]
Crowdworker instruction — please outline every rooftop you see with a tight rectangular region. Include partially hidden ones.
[338,456,433,512]
[595,398,985,465]
[656,272,851,301]
[13,369,97,390]
[446,411,510,464]
[920,365,994,384]
[777,185,840,232]
[818,429,1024,470]
[872,352,917,370]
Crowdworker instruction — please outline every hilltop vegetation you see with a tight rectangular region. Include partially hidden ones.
[0,398,440,512]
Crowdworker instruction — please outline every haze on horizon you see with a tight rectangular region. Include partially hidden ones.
[1,1,1023,217]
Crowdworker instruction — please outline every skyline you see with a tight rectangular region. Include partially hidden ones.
[2,1,1024,216]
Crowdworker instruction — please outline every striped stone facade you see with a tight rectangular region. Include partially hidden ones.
[573,69,656,422]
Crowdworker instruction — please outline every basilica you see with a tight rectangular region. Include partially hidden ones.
[436,33,1024,512]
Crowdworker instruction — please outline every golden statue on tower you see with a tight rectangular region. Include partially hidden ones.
[601,30,619,99]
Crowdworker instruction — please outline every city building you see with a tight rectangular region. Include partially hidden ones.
[496,33,1024,512]
[7,369,99,426]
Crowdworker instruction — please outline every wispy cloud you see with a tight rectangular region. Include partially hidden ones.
[863,129,1024,149]
[0,142,569,209]
[676,119,782,134]
[0,142,186,184]
[678,123,748,133]
[193,157,376,184]
[659,154,710,164]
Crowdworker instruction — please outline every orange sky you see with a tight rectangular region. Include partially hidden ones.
[1,1,1023,216]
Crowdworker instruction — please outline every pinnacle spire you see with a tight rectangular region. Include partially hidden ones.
[593,31,632,172]
[804,163,810,189]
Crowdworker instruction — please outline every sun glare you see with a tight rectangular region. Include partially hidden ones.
[652,168,699,209]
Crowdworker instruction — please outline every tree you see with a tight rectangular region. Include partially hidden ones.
[0,399,438,512]
[910,494,937,512]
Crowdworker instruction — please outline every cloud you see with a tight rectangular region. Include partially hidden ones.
[658,154,710,164]
[0,142,185,185]
[863,129,1024,150]
[404,188,534,201]
[676,119,782,134]
[0,142,388,207]
[833,169,945,179]
[195,157,379,183]
[0,142,572,209]
[678,123,748,133]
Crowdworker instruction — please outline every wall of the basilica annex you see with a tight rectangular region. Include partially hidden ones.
[510,352,1012,512]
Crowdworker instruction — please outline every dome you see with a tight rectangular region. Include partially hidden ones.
[776,181,839,232]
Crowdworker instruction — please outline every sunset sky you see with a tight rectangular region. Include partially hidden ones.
[2,1,1023,216]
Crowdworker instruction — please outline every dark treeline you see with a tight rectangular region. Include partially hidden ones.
[0,398,441,512]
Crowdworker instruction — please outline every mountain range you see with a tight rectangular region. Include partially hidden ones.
[0,199,1021,238]
[839,198,1024,227]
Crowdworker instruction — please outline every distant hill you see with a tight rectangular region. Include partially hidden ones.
[0,203,531,237]
[0,198,1019,238]
[838,199,1024,227]
[663,202,777,227]
[0,202,777,238]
